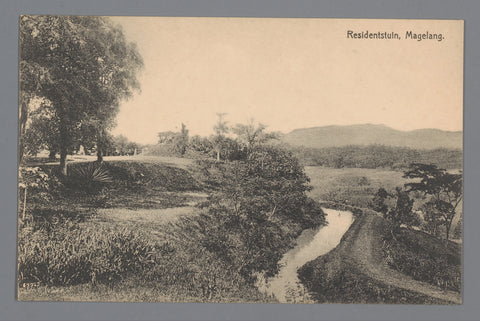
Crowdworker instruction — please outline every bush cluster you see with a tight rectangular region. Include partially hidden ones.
[382,229,461,292]
[17,208,273,302]
[298,255,450,304]
[18,220,160,286]
[192,145,326,282]
[141,217,275,302]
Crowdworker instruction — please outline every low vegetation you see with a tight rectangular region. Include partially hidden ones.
[299,256,452,304]
[18,143,326,302]
[18,221,159,286]
[382,228,461,292]
[32,160,200,210]
[298,211,460,304]
[291,145,462,170]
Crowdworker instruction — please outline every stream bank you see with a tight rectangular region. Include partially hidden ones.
[257,208,354,303]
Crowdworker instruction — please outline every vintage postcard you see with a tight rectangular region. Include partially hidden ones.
[18,17,463,304]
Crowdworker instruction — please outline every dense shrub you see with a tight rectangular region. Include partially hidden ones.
[298,255,451,304]
[18,221,161,286]
[67,162,113,194]
[19,166,63,204]
[382,229,461,292]
[17,206,273,302]
[193,145,326,282]
[143,216,276,302]
[185,135,216,159]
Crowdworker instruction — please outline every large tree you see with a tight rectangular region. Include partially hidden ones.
[20,16,143,173]
[385,187,417,235]
[232,119,279,155]
[404,163,463,240]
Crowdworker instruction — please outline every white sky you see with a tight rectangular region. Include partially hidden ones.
[109,17,463,145]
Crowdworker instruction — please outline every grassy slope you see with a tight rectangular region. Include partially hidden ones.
[33,156,202,211]
[298,211,461,304]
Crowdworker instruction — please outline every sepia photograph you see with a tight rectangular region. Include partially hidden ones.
[17,16,463,304]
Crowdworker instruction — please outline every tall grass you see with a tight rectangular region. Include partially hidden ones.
[18,219,161,286]
[382,229,461,292]
[17,208,275,302]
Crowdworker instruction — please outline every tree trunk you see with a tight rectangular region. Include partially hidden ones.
[48,149,56,160]
[22,187,27,221]
[97,130,104,162]
[445,222,451,241]
[18,137,24,166]
[216,150,220,162]
[97,147,103,163]
[60,148,68,176]
[18,99,29,165]
[58,116,69,176]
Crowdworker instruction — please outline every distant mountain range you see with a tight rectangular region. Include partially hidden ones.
[281,124,462,150]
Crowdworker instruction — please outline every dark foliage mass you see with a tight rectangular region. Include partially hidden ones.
[367,163,462,241]
[403,163,462,240]
[382,229,461,292]
[193,145,326,281]
[291,145,462,170]
[18,222,159,286]
[299,255,452,304]
[373,187,420,235]
[19,16,143,172]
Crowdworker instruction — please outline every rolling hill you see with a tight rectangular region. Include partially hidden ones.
[281,124,462,150]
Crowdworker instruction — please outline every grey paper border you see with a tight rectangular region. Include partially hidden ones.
[1,1,479,320]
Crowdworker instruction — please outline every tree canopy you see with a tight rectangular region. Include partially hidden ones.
[197,144,325,280]
[20,16,143,173]
[231,119,279,153]
[404,163,462,240]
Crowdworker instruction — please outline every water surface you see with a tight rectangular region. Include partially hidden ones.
[259,208,354,303]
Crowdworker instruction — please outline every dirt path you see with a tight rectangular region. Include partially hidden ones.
[347,212,462,304]
[25,155,195,169]
[97,206,199,225]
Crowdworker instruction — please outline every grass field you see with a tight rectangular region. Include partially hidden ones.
[305,166,406,207]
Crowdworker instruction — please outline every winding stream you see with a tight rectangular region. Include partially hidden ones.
[258,208,354,303]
